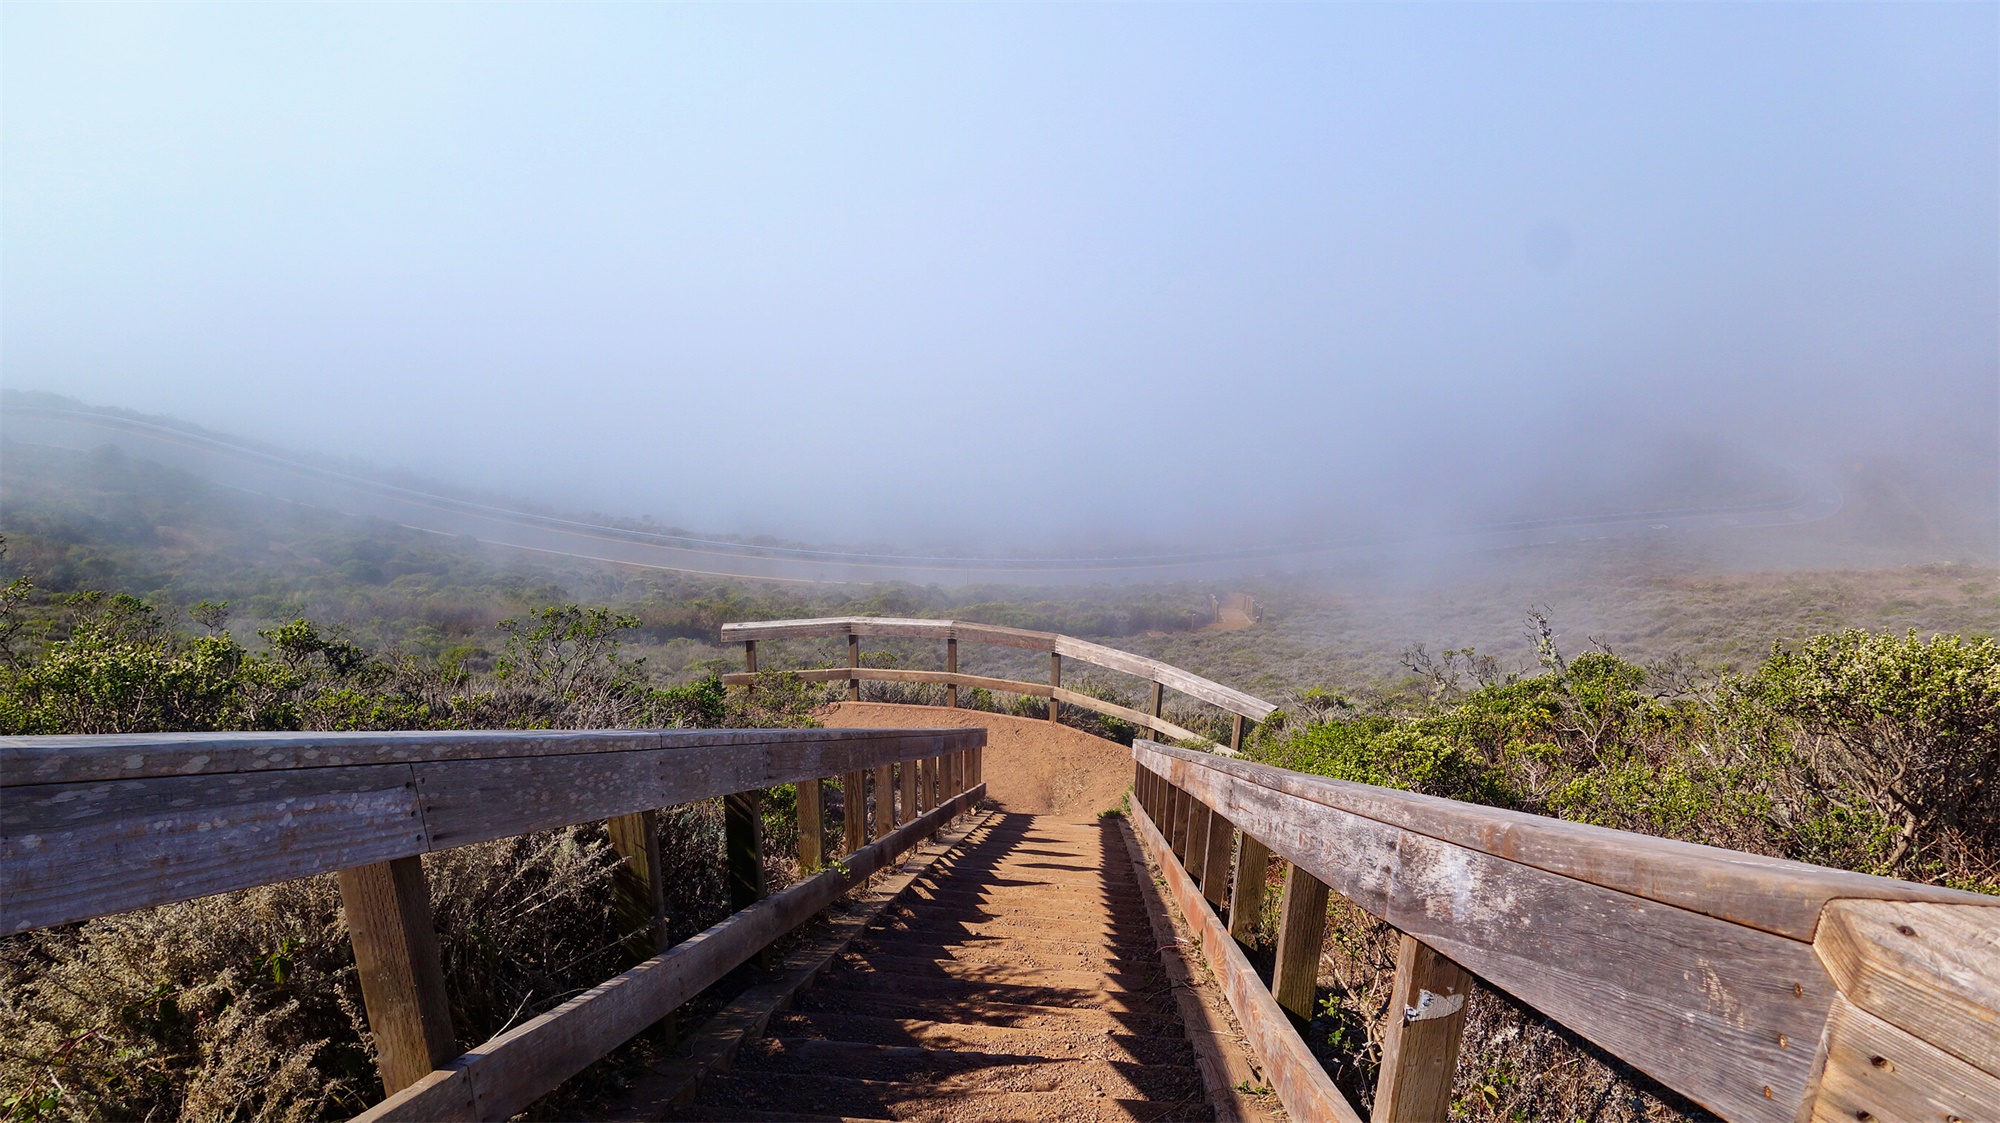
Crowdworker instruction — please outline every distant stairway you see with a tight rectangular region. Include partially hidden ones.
[670,813,1214,1122]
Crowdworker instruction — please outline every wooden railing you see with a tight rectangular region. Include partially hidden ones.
[1,726,988,1121]
[1131,741,2000,1123]
[719,616,1277,751]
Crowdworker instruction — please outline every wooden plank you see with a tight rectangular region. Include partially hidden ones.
[945,637,958,708]
[339,857,456,1095]
[1372,934,1473,1123]
[841,772,865,855]
[1,727,983,787]
[1139,748,1838,1123]
[1813,899,2000,1076]
[723,792,764,912]
[872,764,893,839]
[4,764,425,934]
[796,779,824,871]
[411,733,982,853]
[1053,634,1278,720]
[357,784,990,1123]
[1807,993,2000,1123]
[1272,863,1329,1022]
[1056,690,1210,745]
[719,616,860,642]
[1048,652,1062,722]
[1128,794,1363,1123]
[914,757,932,813]
[1200,810,1236,911]
[607,811,666,961]
[743,640,757,673]
[898,760,916,828]
[1186,801,1214,886]
[1229,831,1270,946]
[950,621,1057,652]
[1137,742,1990,941]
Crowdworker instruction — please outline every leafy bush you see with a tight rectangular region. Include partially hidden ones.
[0,580,821,1122]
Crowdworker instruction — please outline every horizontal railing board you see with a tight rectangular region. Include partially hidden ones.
[718,617,1277,720]
[4,729,982,934]
[720,668,1217,745]
[1140,743,1992,941]
[357,783,987,1123]
[1140,746,1830,1123]
[4,764,428,935]
[0,727,964,788]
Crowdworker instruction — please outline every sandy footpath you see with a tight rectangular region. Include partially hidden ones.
[819,702,1134,819]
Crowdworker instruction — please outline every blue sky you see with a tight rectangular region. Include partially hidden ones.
[4,4,1993,551]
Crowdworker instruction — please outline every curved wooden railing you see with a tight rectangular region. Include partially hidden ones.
[1131,741,2000,1123]
[1,727,988,1121]
[720,616,1277,751]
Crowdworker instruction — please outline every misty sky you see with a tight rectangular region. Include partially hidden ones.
[4,4,1994,553]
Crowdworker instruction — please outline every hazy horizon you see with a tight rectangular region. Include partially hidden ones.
[5,4,1995,558]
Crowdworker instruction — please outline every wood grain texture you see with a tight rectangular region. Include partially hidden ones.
[1185,801,1214,885]
[898,760,916,828]
[1807,992,2000,1123]
[4,729,983,935]
[1372,934,1473,1123]
[1137,748,1838,1123]
[1200,810,1236,911]
[1229,832,1271,947]
[945,637,958,709]
[871,764,893,838]
[795,779,823,870]
[841,772,865,855]
[1813,899,2000,1077]
[1272,863,1330,1022]
[354,783,988,1123]
[2,727,956,787]
[339,857,456,1095]
[1128,795,1363,1123]
[607,811,666,961]
[1139,743,1989,941]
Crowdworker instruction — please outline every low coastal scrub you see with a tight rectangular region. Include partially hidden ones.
[1239,617,1999,1120]
[0,575,819,1123]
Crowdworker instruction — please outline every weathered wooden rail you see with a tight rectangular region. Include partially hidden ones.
[1132,741,2000,1123]
[1,726,987,1120]
[720,615,1277,751]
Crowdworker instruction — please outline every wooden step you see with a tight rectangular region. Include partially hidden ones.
[814,962,1171,1016]
[767,1010,1199,1066]
[787,987,1183,1038]
[838,950,1165,994]
[742,1037,1207,1100]
[684,1071,1213,1123]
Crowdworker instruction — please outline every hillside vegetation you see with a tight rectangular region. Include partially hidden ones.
[2,438,1995,1122]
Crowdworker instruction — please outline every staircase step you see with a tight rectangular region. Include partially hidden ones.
[687,1071,1212,1123]
[815,962,1170,1015]
[838,950,1165,994]
[744,1038,1205,1101]
[767,1011,1198,1066]
[789,987,1183,1038]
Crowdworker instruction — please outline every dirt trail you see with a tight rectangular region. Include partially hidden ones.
[669,813,1212,1122]
[819,703,1133,819]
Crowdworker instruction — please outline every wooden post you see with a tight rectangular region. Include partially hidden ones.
[1228,832,1271,947]
[872,763,894,839]
[1186,801,1213,884]
[915,757,932,813]
[1272,863,1331,1022]
[796,778,824,870]
[1201,810,1236,910]
[743,640,757,674]
[899,760,916,827]
[607,811,666,962]
[339,857,456,1095]
[949,751,964,798]
[1049,652,1062,722]
[1150,681,1164,739]
[1231,713,1247,753]
[971,745,983,788]
[847,633,860,702]
[841,772,865,854]
[1169,785,1193,860]
[724,791,765,912]
[946,637,958,708]
[1372,934,1474,1123]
